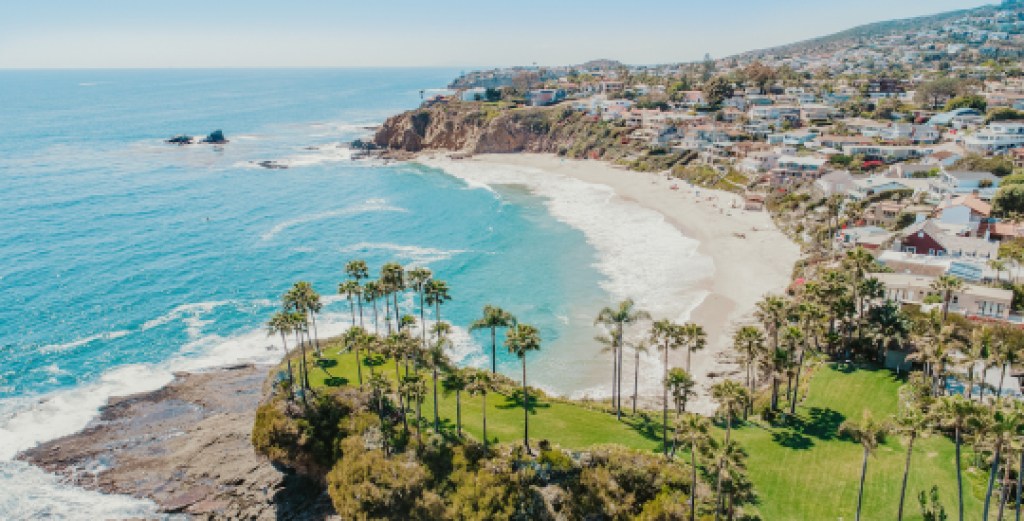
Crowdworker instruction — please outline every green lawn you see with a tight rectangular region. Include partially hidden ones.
[292,342,988,520]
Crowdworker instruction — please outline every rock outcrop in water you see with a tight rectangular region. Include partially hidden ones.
[165,130,228,145]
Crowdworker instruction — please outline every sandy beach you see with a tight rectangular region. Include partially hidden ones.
[459,154,801,413]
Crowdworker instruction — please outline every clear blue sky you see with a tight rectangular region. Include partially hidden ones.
[0,0,993,68]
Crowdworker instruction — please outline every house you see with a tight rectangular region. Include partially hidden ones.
[460,87,490,102]
[848,177,913,200]
[964,122,1024,154]
[879,123,941,144]
[1012,148,1024,168]
[927,170,1000,201]
[894,220,999,258]
[933,193,992,230]
[813,170,855,197]
[813,135,875,150]
[743,192,766,211]
[864,200,910,228]
[842,144,935,162]
[771,155,828,184]
[876,272,1013,321]
[837,225,893,250]
[526,89,566,107]
[800,104,838,123]
[929,108,985,126]
[977,220,1024,242]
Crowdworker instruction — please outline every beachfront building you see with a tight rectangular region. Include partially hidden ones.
[894,219,998,258]
[770,155,828,185]
[963,121,1024,154]
[927,170,1000,201]
[876,272,1013,321]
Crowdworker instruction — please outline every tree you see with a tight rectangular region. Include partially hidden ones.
[466,371,495,449]
[401,374,428,448]
[994,185,1024,217]
[840,411,888,521]
[506,323,542,453]
[710,380,749,520]
[933,394,979,521]
[380,262,405,333]
[426,324,451,433]
[363,280,383,334]
[266,311,297,400]
[755,295,788,358]
[424,279,452,334]
[916,77,969,109]
[344,260,369,327]
[702,75,734,108]
[338,280,360,326]
[442,369,468,438]
[679,323,707,374]
[651,319,685,455]
[470,305,516,374]
[976,401,1024,520]
[407,267,433,356]
[675,413,712,521]
[595,299,651,420]
[667,368,697,417]
[930,275,964,322]
[894,404,931,521]
[945,94,987,113]
[628,338,650,416]
[343,326,369,388]
[710,440,747,521]
[285,281,323,357]
[733,326,765,412]
[744,61,777,95]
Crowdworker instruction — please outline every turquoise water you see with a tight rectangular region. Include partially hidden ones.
[0,69,615,517]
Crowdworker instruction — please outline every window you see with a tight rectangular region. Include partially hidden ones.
[952,296,959,304]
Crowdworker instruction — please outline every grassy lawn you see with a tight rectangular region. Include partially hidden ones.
[291,342,988,520]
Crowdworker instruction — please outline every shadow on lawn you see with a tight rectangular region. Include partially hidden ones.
[771,407,845,450]
[497,390,552,414]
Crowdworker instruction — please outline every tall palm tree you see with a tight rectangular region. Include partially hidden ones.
[338,280,360,325]
[767,346,792,412]
[442,369,468,438]
[667,368,696,417]
[652,319,684,455]
[424,279,452,333]
[595,299,651,420]
[733,326,765,410]
[407,267,433,353]
[470,305,516,374]
[343,326,369,387]
[380,262,405,333]
[840,411,888,521]
[931,274,964,322]
[934,394,979,521]
[401,374,428,448]
[266,311,296,399]
[680,323,708,373]
[978,401,1024,521]
[894,404,930,521]
[755,295,788,356]
[285,281,323,356]
[427,323,452,433]
[676,413,712,521]
[384,332,411,434]
[711,440,747,521]
[367,372,391,455]
[967,327,993,401]
[344,259,369,327]
[467,371,495,449]
[628,338,650,416]
[711,380,749,521]
[506,323,542,454]
[781,326,804,414]
[363,280,383,334]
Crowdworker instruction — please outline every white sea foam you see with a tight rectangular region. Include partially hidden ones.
[141,301,229,331]
[339,242,470,267]
[261,202,409,241]
[0,461,166,520]
[37,330,131,354]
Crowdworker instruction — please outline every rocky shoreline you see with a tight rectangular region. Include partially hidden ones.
[18,365,334,520]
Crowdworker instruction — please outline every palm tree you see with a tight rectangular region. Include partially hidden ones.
[679,323,708,373]
[675,413,712,521]
[781,326,804,414]
[345,259,369,327]
[840,411,888,521]
[424,279,452,333]
[380,262,405,333]
[933,394,979,521]
[266,311,296,399]
[652,319,684,455]
[977,401,1024,521]
[467,371,495,449]
[363,280,383,334]
[711,440,748,521]
[470,305,516,374]
[967,327,993,401]
[990,258,1007,284]
[407,267,432,353]
[628,338,650,416]
[894,404,930,521]
[506,323,542,454]
[442,369,468,438]
[343,326,369,387]
[595,299,651,420]
[384,332,411,434]
[427,323,452,433]
[755,295,788,356]
[733,326,765,410]
[401,374,428,448]
[285,281,323,356]
[711,380,749,521]
[338,280,361,325]
[667,368,696,417]
[931,275,964,322]
[766,346,792,412]
[367,372,391,455]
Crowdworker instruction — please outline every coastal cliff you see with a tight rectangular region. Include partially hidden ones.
[375,102,631,159]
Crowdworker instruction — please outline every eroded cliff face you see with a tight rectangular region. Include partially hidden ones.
[373,103,591,156]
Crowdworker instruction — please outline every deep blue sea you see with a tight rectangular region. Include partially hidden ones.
[0,69,708,518]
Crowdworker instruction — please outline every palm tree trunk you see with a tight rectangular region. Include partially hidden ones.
[482,392,489,449]
[280,333,294,400]
[1015,448,1022,521]
[416,400,423,448]
[356,291,364,328]
[432,366,440,433]
[349,300,356,326]
[957,426,965,521]
[617,325,624,421]
[985,441,1004,521]
[310,314,321,357]
[522,357,531,454]
[690,444,698,521]
[715,459,724,521]
[395,359,407,434]
[898,433,916,521]
[999,363,1008,399]
[393,293,400,332]
[612,342,618,415]
[982,367,989,403]
[372,300,379,335]
[790,348,806,415]
[633,345,640,416]
[856,446,868,521]
[418,289,426,356]
[491,327,497,373]
[663,348,669,457]
[999,458,1011,521]
[456,390,462,438]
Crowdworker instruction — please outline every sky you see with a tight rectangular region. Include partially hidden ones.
[0,0,995,69]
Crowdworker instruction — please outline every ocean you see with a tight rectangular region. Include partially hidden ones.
[0,69,709,517]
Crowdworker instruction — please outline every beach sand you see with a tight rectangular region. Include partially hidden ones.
[464,154,801,413]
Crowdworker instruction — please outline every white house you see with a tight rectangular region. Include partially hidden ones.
[964,122,1024,154]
